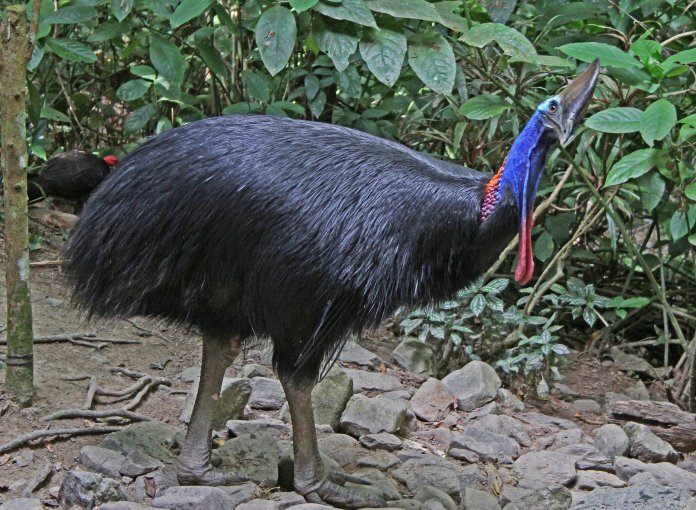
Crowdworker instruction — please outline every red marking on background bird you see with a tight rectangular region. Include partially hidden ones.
[102,155,119,167]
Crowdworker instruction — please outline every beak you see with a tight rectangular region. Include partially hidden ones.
[557,59,600,145]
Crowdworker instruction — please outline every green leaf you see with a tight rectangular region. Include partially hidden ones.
[130,65,157,80]
[195,41,227,76]
[663,48,696,67]
[479,0,517,23]
[111,0,133,21]
[459,95,511,120]
[407,33,455,94]
[116,79,151,101]
[27,44,44,72]
[124,103,157,134]
[305,74,320,100]
[605,148,664,187]
[40,106,70,123]
[314,0,377,28]
[336,65,362,98]
[432,1,469,32]
[171,0,213,27]
[640,99,677,146]
[460,23,537,63]
[630,39,661,63]
[636,172,665,212]
[534,231,554,262]
[559,42,640,68]
[290,0,319,12]
[470,294,486,316]
[255,6,297,76]
[242,70,271,103]
[149,34,187,84]
[482,278,508,294]
[314,18,359,72]
[685,182,696,201]
[88,21,130,42]
[582,306,597,327]
[359,27,407,87]
[309,90,327,117]
[44,5,97,24]
[364,0,442,22]
[669,210,695,240]
[534,55,574,68]
[585,107,642,133]
[46,39,96,64]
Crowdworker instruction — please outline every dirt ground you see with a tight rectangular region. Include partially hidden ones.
[0,218,659,506]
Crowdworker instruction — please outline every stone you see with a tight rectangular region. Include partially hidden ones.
[212,433,281,486]
[59,468,125,510]
[624,421,678,463]
[312,366,354,430]
[414,486,457,510]
[357,450,401,470]
[392,339,436,377]
[338,340,382,368]
[410,378,454,422]
[317,434,363,468]
[392,457,463,502]
[626,380,651,401]
[102,422,182,465]
[520,412,577,430]
[594,424,630,459]
[286,505,335,510]
[678,458,696,474]
[79,446,127,479]
[178,367,199,383]
[610,347,657,377]
[546,428,586,450]
[470,414,531,447]
[573,486,694,510]
[249,377,285,410]
[514,451,576,486]
[241,364,274,378]
[130,466,178,503]
[340,395,413,437]
[382,390,412,400]
[576,470,626,490]
[343,368,403,392]
[573,399,602,414]
[347,467,401,501]
[227,418,291,438]
[497,389,524,412]
[614,456,696,493]
[224,482,265,507]
[604,391,631,409]
[448,448,479,463]
[237,492,306,510]
[441,361,500,412]
[0,499,43,510]
[501,484,572,510]
[450,427,519,462]
[555,444,612,471]
[151,486,243,510]
[552,383,580,400]
[461,488,500,510]
[97,503,152,510]
[387,500,423,510]
[119,450,163,478]
[360,432,403,451]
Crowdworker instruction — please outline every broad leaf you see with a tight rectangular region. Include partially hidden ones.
[171,0,213,28]
[470,294,486,316]
[670,211,690,240]
[636,172,665,212]
[605,148,664,186]
[479,0,517,23]
[461,23,536,63]
[585,107,642,133]
[482,278,509,294]
[47,39,97,64]
[44,6,97,24]
[255,6,297,76]
[40,107,70,123]
[290,0,319,12]
[685,182,696,201]
[663,48,696,67]
[534,231,554,262]
[309,90,327,117]
[432,1,469,32]
[314,0,377,28]
[314,18,359,72]
[242,71,271,103]
[408,33,455,94]
[459,95,511,120]
[640,99,676,146]
[124,103,157,134]
[149,34,187,84]
[88,21,130,42]
[359,27,407,87]
[116,79,151,101]
[195,41,227,76]
[559,42,640,68]
[364,0,442,22]
[111,0,133,21]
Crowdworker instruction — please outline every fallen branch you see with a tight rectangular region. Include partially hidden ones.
[41,408,150,422]
[0,333,141,346]
[83,376,97,410]
[0,426,122,455]
[124,318,171,343]
[29,259,63,267]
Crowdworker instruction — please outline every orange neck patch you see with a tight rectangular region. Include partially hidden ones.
[480,158,506,222]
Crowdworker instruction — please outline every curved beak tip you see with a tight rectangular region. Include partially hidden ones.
[559,59,600,142]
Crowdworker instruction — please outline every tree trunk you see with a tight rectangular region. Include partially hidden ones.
[1,5,34,407]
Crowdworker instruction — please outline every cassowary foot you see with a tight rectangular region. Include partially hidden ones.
[176,457,249,486]
[303,477,387,509]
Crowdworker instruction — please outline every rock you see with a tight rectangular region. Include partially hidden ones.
[343,368,403,392]
[249,377,286,410]
[552,383,580,400]
[520,412,577,430]
[119,450,163,478]
[97,504,151,510]
[573,486,694,509]
[470,414,531,447]
[614,456,696,493]
[414,486,457,510]
[546,428,586,450]
[497,389,524,412]
[382,390,413,400]
[392,339,436,377]
[178,367,199,383]
[420,428,452,448]
[151,486,247,510]
[338,340,382,368]
[461,488,499,510]
[610,347,657,377]
[357,450,401,470]
[360,432,403,451]
[237,492,306,510]
[441,361,500,412]
[450,427,519,462]
[102,422,182,465]
[501,484,572,510]
[129,466,178,503]
[678,458,696,474]
[60,468,125,510]
[604,391,631,408]
[448,448,479,463]
[594,424,629,459]
[387,500,423,510]
[573,399,602,414]
[624,421,678,463]
[0,498,43,510]
[576,470,626,490]
[180,377,251,425]
[514,451,576,487]
[347,467,401,501]
[317,434,363,468]
[227,418,291,438]
[555,444,612,471]
[241,364,274,378]
[286,505,336,510]
[212,433,281,486]
[79,446,127,479]
[410,378,454,422]
[626,380,651,401]
[340,395,413,437]
[312,367,353,430]
[392,457,463,502]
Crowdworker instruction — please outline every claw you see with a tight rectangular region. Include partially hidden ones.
[306,478,387,509]
[176,458,250,486]
[329,471,374,486]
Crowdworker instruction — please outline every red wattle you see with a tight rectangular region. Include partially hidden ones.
[515,214,535,285]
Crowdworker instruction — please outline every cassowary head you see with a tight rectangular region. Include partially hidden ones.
[498,60,600,285]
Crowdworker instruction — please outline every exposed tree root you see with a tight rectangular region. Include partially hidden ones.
[0,426,123,454]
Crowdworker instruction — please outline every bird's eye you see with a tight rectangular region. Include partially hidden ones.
[548,102,558,113]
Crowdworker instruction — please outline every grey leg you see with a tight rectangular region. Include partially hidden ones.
[177,335,246,485]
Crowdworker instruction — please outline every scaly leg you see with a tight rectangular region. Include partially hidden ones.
[177,334,246,485]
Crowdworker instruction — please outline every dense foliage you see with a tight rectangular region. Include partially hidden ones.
[8,0,696,403]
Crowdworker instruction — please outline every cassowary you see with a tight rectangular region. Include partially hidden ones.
[28,150,118,207]
[63,61,599,507]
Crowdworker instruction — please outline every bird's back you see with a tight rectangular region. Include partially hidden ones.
[29,151,109,201]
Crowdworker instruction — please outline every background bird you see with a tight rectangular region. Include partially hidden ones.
[27,150,118,208]
[63,61,599,508]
